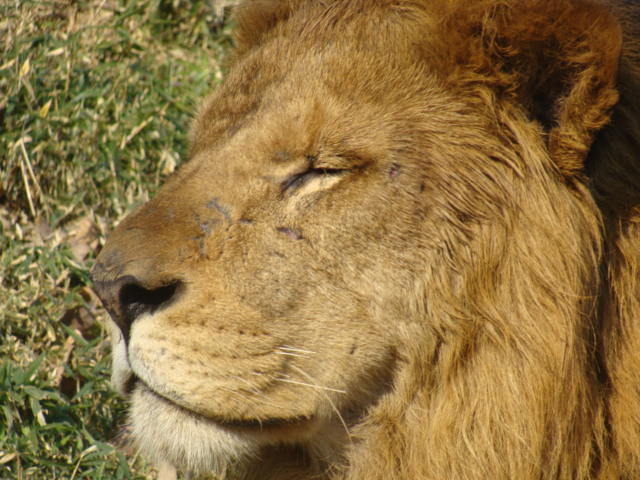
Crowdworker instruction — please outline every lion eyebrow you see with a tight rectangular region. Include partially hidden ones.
[207,197,232,222]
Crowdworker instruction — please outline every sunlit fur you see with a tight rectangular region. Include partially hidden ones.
[92,0,640,478]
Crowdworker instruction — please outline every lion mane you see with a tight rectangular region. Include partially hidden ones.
[91,0,640,478]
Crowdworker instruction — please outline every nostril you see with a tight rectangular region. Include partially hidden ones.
[120,281,181,327]
[91,262,185,342]
[92,273,183,343]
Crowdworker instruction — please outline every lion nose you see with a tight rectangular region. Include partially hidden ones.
[91,265,182,342]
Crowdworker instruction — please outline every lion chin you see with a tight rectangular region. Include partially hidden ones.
[92,0,640,479]
[130,386,255,474]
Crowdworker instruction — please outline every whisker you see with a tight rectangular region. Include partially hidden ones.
[280,345,317,355]
[275,351,309,357]
[288,365,353,445]
[226,376,289,411]
[229,375,272,400]
[221,383,285,412]
[276,378,347,394]
[219,386,254,404]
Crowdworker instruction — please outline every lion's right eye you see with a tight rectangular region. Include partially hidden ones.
[281,167,348,193]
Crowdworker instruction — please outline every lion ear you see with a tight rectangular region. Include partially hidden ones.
[462,0,623,178]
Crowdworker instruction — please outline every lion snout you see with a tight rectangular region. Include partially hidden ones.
[91,265,183,342]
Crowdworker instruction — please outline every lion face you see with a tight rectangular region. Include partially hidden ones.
[95,25,488,468]
[94,17,454,472]
[91,0,633,478]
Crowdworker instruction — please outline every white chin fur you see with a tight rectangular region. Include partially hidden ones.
[130,386,261,474]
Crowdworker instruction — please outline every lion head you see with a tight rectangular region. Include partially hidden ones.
[91,0,640,478]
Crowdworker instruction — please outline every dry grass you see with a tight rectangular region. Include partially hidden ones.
[0,0,233,478]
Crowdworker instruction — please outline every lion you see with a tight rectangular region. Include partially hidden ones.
[90,0,640,478]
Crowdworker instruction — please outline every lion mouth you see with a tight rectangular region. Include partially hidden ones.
[132,378,316,434]
[212,415,315,430]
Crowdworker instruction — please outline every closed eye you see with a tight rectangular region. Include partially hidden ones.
[281,167,349,193]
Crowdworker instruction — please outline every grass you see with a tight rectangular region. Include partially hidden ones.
[0,0,233,477]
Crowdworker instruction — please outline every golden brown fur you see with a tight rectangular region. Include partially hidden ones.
[91,0,640,478]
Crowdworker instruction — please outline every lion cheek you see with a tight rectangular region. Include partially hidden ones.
[124,308,334,421]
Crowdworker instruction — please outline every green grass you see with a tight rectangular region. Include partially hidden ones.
[0,0,233,477]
